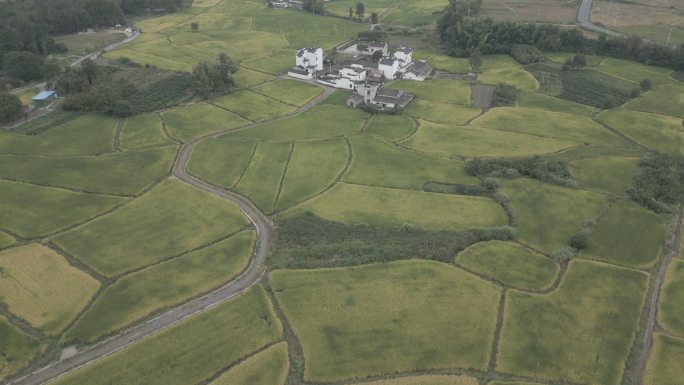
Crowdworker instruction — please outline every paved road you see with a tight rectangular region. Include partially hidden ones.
[4,83,333,385]
[578,0,626,38]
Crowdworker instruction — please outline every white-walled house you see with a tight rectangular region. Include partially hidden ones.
[393,46,413,65]
[401,60,432,81]
[378,57,401,79]
[296,47,323,71]
[339,64,366,81]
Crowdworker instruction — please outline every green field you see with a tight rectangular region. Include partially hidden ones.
[364,114,416,141]
[599,58,676,87]
[0,232,15,249]
[0,180,125,238]
[65,231,255,344]
[644,333,684,385]
[497,260,649,385]
[478,67,539,90]
[623,84,684,118]
[162,102,249,142]
[234,141,291,213]
[546,52,604,66]
[0,315,41,382]
[270,260,500,382]
[53,179,249,276]
[276,139,349,210]
[390,80,472,105]
[0,244,99,335]
[456,241,559,291]
[472,107,626,147]
[657,260,684,338]
[226,104,368,141]
[209,342,288,385]
[0,148,176,196]
[210,91,297,122]
[500,179,606,252]
[252,80,323,107]
[358,375,479,385]
[596,108,684,155]
[415,51,472,73]
[0,114,117,156]
[516,90,597,116]
[53,286,282,385]
[285,183,507,230]
[55,31,127,55]
[120,114,177,151]
[345,135,477,189]
[404,100,481,125]
[569,156,639,194]
[187,139,255,189]
[582,201,665,268]
[405,120,580,158]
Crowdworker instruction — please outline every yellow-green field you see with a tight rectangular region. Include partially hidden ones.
[569,156,639,194]
[209,342,288,385]
[0,244,99,335]
[623,84,684,118]
[358,375,479,385]
[120,114,177,151]
[644,333,684,385]
[270,260,500,382]
[0,315,41,382]
[597,108,684,155]
[657,260,684,338]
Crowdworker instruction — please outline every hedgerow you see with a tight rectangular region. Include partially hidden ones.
[465,156,576,187]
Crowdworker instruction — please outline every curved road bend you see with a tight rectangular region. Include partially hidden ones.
[578,0,626,38]
[5,83,334,385]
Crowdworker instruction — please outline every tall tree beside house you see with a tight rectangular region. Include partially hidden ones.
[371,12,378,24]
[356,2,365,18]
[469,49,482,73]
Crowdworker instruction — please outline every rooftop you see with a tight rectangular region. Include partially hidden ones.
[32,91,56,101]
[396,46,413,53]
[378,57,396,66]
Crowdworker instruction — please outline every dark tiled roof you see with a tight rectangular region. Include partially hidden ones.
[288,66,310,75]
[378,57,395,66]
[377,88,402,98]
[396,46,413,53]
[369,41,387,47]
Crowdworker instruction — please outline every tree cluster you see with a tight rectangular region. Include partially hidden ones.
[2,51,61,82]
[437,4,684,70]
[465,156,576,187]
[0,93,23,123]
[628,153,684,213]
[562,53,586,70]
[491,83,517,107]
[510,44,544,65]
[191,53,239,99]
[303,0,326,15]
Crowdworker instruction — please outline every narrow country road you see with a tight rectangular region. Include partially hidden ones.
[5,83,333,385]
[578,0,626,38]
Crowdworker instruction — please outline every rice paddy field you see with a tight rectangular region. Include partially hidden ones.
[2,0,683,382]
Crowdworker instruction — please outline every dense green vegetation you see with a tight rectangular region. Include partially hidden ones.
[466,156,575,187]
[628,153,684,213]
[269,212,515,269]
[0,316,41,382]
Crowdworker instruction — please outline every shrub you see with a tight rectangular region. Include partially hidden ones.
[481,177,499,191]
[550,246,577,263]
[492,83,517,107]
[640,78,652,91]
[568,229,590,250]
[422,182,488,196]
[0,93,22,122]
[510,44,545,65]
[358,30,387,41]
[630,88,640,98]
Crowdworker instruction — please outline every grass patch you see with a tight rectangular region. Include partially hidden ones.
[276,139,348,210]
[657,260,684,337]
[269,212,515,269]
[390,80,472,105]
[597,108,684,155]
[623,84,684,118]
[210,91,297,122]
[569,156,639,194]
[232,68,275,88]
[478,67,539,90]
[52,286,282,385]
[405,120,580,158]
[283,182,507,230]
[187,139,255,189]
[0,232,15,249]
[120,114,176,151]
[500,179,605,252]
[546,52,603,65]
[644,333,684,385]
[208,342,288,385]
[0,180,125,238]
[516,89,596,116]
[234,141,291,213]
[472,107,625,147]
[0,315,41,382]
[599,58,675,87]
[345,135,477,189]
[226,104,367,141]
[547,145,644,162]
[56,32,127,55]
[0,148,176,196]
[582,200,666,268]
[417,51,472,73]
[0,244,99,335]
[365,114,416,141]
[455,241,559,290]
[357,375,479,385]
[252,79,323,107]
[404,100,481,125]
[162,102,249,142]
[497,260,649,385]
[65,231,255,344]
[270,260,500,382]
[53,179,249,276]
[0,113,116,155]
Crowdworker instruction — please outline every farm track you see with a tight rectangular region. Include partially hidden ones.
[4,84,334,385]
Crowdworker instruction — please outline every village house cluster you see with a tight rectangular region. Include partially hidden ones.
[288,42,432,110]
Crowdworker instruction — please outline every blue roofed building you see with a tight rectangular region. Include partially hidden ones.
[31,91,57,108]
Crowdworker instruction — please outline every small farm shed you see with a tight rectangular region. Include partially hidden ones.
[31,91,57,108]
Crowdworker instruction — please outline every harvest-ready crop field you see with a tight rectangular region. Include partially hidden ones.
[0,0,683,384]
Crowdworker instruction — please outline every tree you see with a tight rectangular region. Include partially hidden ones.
[2,51,45,82]
[469,49,482,73]
[563,53,586,71]
[191,53,239,98]
[303,0,324,14]
[640,78,652,91]
[0,93,22,122]
[371,12,378,24]
[80,58,98,85]
[42,60,62,82]
[191,22,199,31]
[349,7,353,18]
[356,2,365,18]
